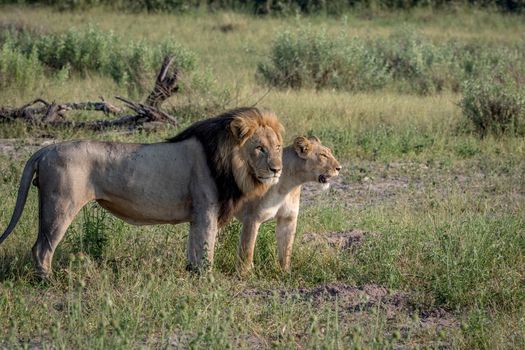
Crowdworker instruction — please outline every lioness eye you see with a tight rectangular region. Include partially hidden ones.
[320,154,327,159]
[276,145,281,151]
[256,146,265,153]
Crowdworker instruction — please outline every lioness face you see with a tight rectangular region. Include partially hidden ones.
[242,126,283,185]
[294,136,341,189]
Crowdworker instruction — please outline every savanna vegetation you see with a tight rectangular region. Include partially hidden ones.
[0,3,524,349]
[1,0,525,13]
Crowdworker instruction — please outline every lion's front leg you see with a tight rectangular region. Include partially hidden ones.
[237,220,261,276]
[186,202,219,272]
[275,214,298,272]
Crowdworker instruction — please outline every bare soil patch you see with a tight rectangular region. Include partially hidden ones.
[300,166,413,208]
[241,283,458,347]
[300,159,525,211]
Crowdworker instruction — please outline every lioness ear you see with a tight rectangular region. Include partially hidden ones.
[294,136,312,159]
[230,117,257,143]
[308,135,320,143]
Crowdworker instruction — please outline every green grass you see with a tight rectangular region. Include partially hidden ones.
[0,4,525,349]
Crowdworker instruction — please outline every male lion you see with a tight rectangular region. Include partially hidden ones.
[235,136,341,275]
[0,107,283,277]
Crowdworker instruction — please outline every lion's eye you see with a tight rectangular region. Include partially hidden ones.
[276,145,281,151]
[320,154,328,159]
[256,146,266,153]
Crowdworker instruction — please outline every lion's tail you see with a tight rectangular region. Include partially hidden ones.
[0,148,46,245]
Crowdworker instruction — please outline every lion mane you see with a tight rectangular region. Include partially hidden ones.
[168,107,283,226]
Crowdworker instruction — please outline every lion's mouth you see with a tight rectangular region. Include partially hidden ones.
[318,174,332,184]
[258,175,280,185]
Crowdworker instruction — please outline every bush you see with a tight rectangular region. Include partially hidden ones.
[258,27,524,95]
[0,41,45,93]
[0,24,231,117]
[374,29,450,94]
[1,26,197,95]
[257,29,390,91]
[460,71,525,137]
[107,38,196,95]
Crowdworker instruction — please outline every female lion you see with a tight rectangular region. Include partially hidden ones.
[235,136,341,275]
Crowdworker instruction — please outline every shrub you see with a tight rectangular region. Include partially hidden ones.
[0,41,45,93]
[1,27,197,95]
[0,25,230,117]
[257,29,390,91]
[373,29,448,94]
[460,70,525,137]
[258,27,524,96]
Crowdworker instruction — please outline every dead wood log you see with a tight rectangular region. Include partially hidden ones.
[116,96,178,126]
[45,115,143,131]
[0,56,179,130]
[145,55,179,109]
[0,98,124,123]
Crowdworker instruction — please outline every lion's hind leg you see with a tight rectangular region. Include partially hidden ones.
[32,190,89,279]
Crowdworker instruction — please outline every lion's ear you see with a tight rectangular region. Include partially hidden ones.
[294,136,312,159]
[308,135,320,143]
[230,117,257,143]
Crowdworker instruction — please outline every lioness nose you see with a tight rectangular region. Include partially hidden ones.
[336,166,341,171]
[270,166,281,174]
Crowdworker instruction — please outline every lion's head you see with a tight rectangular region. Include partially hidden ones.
[168,107,284,225]
[230,110,283,189]
[293,136,341,190]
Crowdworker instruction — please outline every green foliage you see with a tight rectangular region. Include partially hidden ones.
[460,69,525,137]
[76,204,109,260]
[374,29,453,94]
[1,0,525,13]
[215,220,279,276]
[1,26,197,95]
[351,204,525,309]
[0,41,45,93]
[214,221,240,274]
[257,29,390,91]
[0,25,232,115]
[258,27,525,95]
[454,137,481,158]
[312,125,434,160]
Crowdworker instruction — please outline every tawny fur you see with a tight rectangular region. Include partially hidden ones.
[0,107,284,277]
[168,107,283,226]
[235,136,341,275]
[230,113,282,196]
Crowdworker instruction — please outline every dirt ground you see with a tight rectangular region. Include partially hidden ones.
[241,281,458,348]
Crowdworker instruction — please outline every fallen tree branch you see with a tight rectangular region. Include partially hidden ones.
[145,55,179,109]
[0,56,179,130]
[44,115,143,131]
[115,96,178,126]
[0,98,123,121]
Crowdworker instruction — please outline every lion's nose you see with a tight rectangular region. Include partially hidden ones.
[336,166,342,171]
[270,166,281,174]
